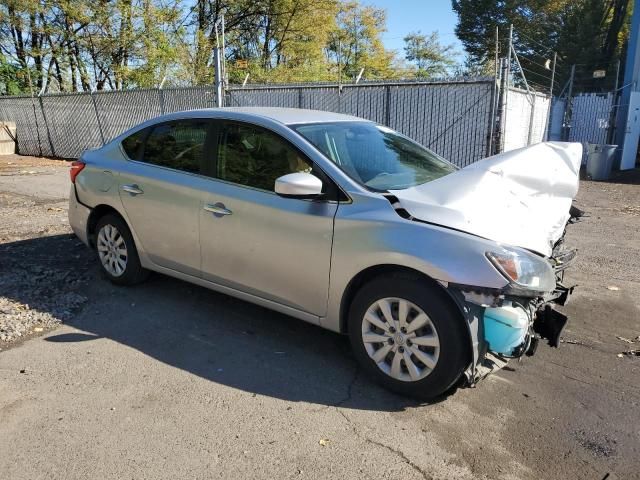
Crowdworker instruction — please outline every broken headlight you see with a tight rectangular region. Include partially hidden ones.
[486,246,556,294]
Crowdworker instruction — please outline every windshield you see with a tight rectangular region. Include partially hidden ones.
[292,122,457,190]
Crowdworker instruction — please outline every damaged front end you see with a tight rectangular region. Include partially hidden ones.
[446,207,583,386]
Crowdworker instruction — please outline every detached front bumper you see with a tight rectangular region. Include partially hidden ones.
[529,241,578,350]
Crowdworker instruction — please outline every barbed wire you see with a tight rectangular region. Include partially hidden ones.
[514,31,556,54]
[518,55,554,71]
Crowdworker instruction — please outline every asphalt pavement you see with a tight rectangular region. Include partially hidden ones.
[1,155,639,480]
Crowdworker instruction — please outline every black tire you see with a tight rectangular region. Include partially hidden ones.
[95,213,149,286]
[348,273,469,400]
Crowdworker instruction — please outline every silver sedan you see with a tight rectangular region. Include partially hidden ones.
[68,107,582,399]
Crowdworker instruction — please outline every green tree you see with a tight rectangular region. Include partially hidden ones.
[0,53,24,95]
[451,0,632,90]
[326,1,397,81]
[403,31,456,79]
[0,0,400,91]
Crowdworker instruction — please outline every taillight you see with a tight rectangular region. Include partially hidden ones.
[70,161,85,184]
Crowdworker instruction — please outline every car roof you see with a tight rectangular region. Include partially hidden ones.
[171,107,369,125]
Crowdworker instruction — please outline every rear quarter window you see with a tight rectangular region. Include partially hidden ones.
[121,129,147,160]
[142,120,209,174]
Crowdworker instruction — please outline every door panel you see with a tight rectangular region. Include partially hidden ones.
[118,162,208,277]
[199,120,338,316]
[118,119,213,277]
[200,181,337,315]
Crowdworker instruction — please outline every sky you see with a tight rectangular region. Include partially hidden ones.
[365,0,465,62]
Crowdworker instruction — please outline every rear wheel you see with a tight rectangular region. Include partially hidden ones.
[95,213,148,285]
[348,274,469,400]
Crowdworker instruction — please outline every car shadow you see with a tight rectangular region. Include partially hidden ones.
[1,234,455,411]
[581,166,640,185]
[606,167,640,185]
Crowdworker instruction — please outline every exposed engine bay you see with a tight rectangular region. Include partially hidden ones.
[451,203,585,385]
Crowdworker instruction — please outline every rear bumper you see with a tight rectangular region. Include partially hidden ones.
[68,186,91,246]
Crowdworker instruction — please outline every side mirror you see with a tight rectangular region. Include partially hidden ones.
[274,172,324,199]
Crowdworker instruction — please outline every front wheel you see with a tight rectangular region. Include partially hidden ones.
[348,274,469,400]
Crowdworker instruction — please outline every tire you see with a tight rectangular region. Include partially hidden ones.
[348,273,469,400]
[95,213,149,285]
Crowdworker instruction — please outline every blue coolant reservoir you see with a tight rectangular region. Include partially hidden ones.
[483,303,530,357]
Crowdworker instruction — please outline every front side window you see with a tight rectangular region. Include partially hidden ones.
[141,120,209,174]
[292,122,457,191]
[217,122,312,191]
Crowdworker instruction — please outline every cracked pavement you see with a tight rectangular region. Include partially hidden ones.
[1,155,639,479]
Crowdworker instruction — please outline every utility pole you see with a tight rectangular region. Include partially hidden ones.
[221,14,226,89]
[337,39,342,92]
[213,14,225,108]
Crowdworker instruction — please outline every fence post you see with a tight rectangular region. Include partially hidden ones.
[38,95,56,157]
[384,85,391,127]
[486,26,500,157]
[607,59,621,145]
[213,42,223,108]
[502,24,513,151]
[159,88,165,115]
[561,65,575,141]
[487,74,498,156]
[298,88,303,109]
[90,91,106,146]
[527,95,536,145]
[544,52,557,141]
[496,58,509,153]
[29,98,43,157]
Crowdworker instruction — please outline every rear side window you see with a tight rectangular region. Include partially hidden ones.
[141,120,209,174]
[121,129,146,160]
[217,122,312,191]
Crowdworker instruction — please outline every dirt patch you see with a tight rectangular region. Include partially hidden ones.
[0,154,68,173]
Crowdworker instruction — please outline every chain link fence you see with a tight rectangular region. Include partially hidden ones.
[0,78,551,168]
[567,93,616,145]
[227,80,497,166]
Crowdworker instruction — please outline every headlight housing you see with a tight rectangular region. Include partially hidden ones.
[486,246,556,294]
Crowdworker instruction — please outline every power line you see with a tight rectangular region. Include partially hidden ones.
[519,65,557,84]
[527,80,552,93]
[572,57,623,66]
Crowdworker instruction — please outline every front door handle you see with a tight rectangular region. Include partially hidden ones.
[204,203,232,217]
[121,184,144,195]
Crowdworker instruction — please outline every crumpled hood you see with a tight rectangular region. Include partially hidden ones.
[389,142,583,257]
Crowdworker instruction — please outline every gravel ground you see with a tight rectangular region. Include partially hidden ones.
[0,157,90,345]
[0,154,639,480]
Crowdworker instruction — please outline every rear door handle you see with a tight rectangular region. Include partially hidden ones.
[204,203,232,216]
[121,184,144,195]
